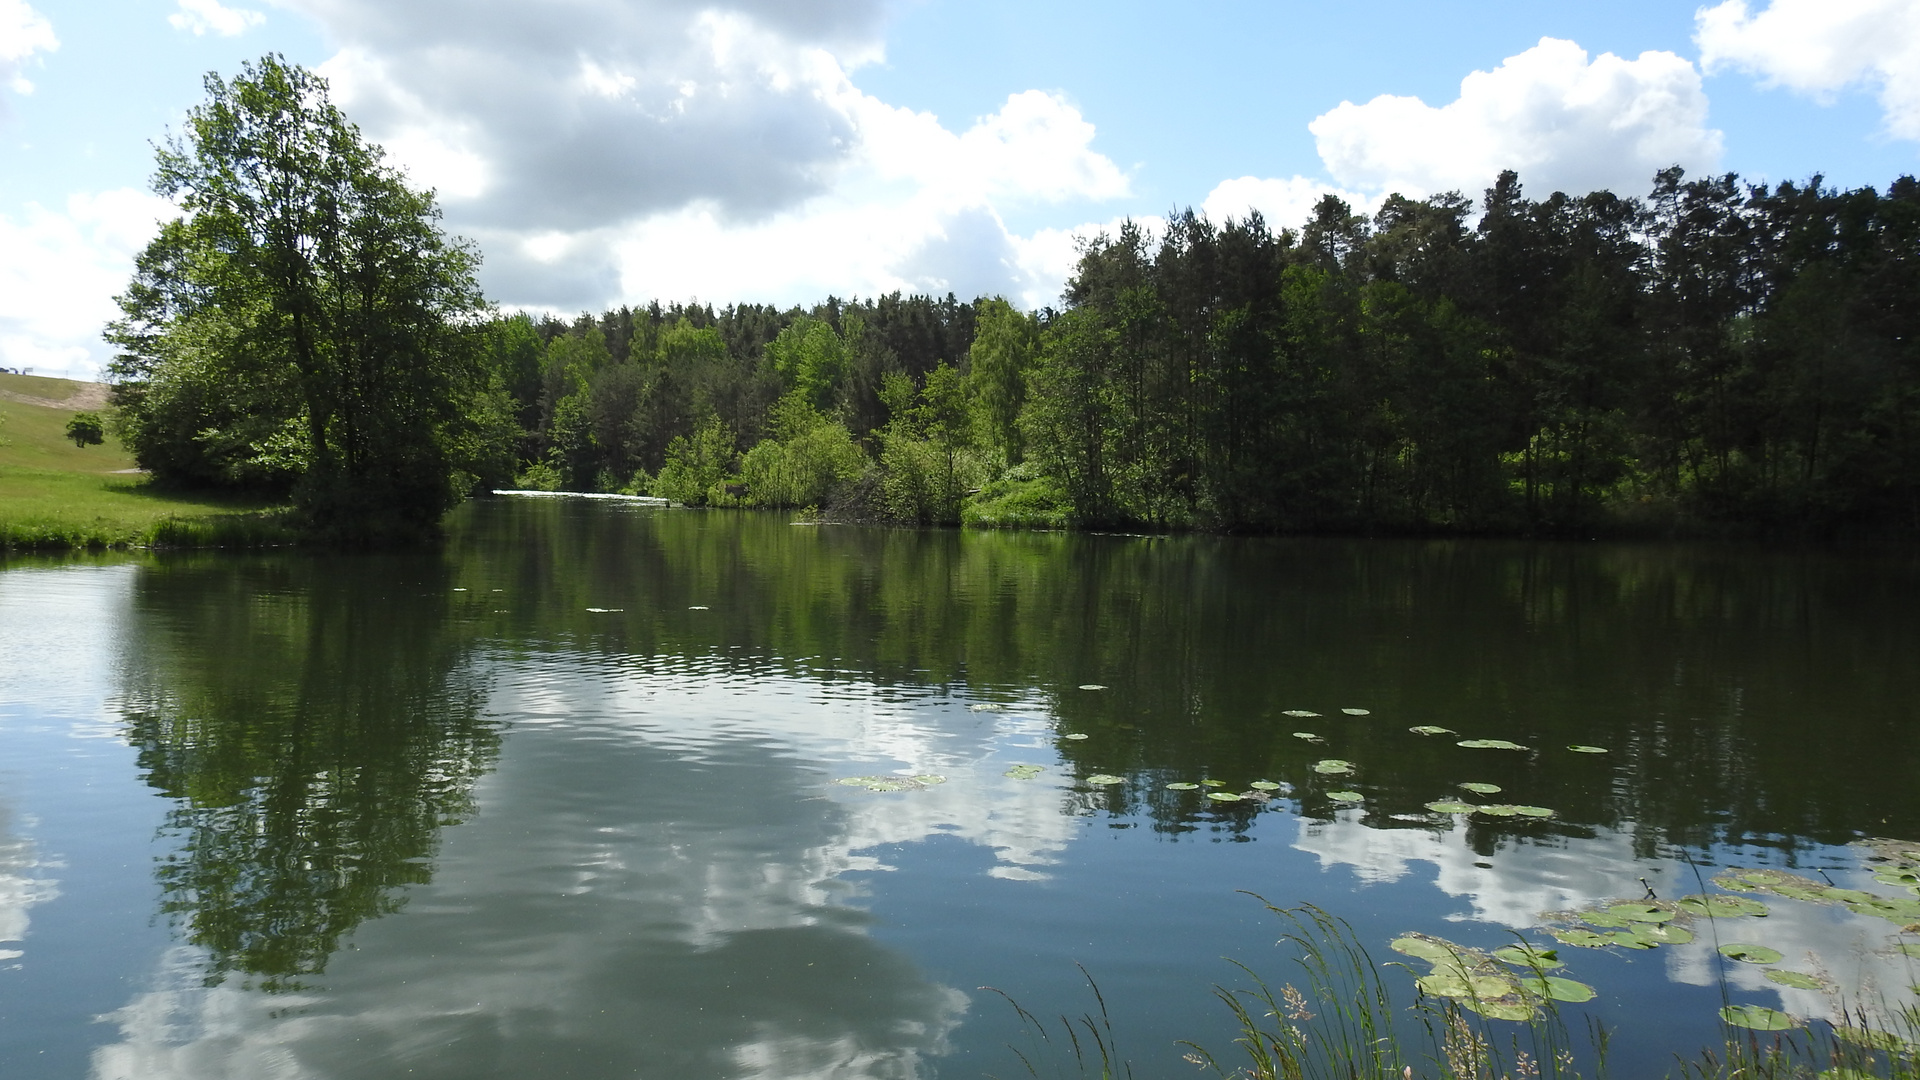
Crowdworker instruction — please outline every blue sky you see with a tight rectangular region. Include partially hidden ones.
[2,0,1916,379]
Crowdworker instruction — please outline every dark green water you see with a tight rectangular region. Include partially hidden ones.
[2,498,1917,1079]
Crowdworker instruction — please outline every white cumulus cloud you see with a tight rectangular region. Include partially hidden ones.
[0,0,56,100]
[1200,175,1379,230]
[168,0,265,37]
[0,190,175,379]
[1308,37,1722,200]
[1697,0,1920,141]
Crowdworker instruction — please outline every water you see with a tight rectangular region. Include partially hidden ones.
[2,499,1917,1079]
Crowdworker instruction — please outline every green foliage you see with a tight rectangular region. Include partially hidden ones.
[64,411,106,448]
[766,316,850,412]
[961,466,1070,528]
[739,395,867,507]
[970,298,1039,466]
[106,54,498,544]
[651,416,738,505]
[879,362,981,524]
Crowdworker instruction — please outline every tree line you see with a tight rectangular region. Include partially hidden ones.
[108,57,1920,540]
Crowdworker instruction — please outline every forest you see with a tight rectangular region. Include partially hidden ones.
[113,128,1920,536]
[459,166,1920,535]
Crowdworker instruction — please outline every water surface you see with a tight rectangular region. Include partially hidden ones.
[2,500,1917,1078]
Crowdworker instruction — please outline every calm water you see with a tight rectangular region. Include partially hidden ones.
[2,499,1918,1079]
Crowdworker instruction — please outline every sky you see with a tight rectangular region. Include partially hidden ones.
[1,0,1917,381]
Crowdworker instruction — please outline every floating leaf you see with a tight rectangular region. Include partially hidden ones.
[835,775,931,792]
[1282,709,1321,717]
[1085,774,1125,786]
[1416,973,1515,1000]
[1512,806,1557,819]
[1458,739,1530,751]
[1166,782,1200,791]
[1573,910,1638,929]
[1426,801,1477,814]
[1208,791,1245,803]
[1078,684,1108,691]
[1063,733,1090,740]
[1608,903,1674,923]
[1410,725,1456,736]
[1004,764,1045,780]
[688,605,709,610]
[1895,943,1920,959]
[1765,970,1824,990]
[1719,943,1783,964]
[1720,1005,1797,1031]
[1548,929,1611,948]
[1851,896,1920,922]
[1249,780,1284,791]
[1519,976,1596,1003]
[968,703,1007,712]
[1634,924,1694,946]
[1312,759,1356,775]
[1460,783,1503,795]
[1493,945,1563,969]
[912,775,948,786]
[1678,894,1770,918]
[1832,1026,1911,1051]
[1200,779,1227,788]
[1477,805,1521,817]
[1873,867,1920,887]
[1604,931,1656,949]
[1567,745,1609,754]
[1292,732,1324,742]
[1391,936,1460,963]
[1326,791,1364,804]
[1458,998,1537,1022]
[1341,708,1371,716]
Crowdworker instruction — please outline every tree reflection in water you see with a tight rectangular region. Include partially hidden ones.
[116,553,498,990]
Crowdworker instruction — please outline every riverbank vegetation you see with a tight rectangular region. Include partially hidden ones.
[87,56,1920,542]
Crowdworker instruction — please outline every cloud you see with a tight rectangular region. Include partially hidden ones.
[1308,37,1722,200]
[1200,175,1380,231]
[0,190,175,380]
[168,0,265,37]
[277,0,1127,314]
[0,0,57,100]
[1696,0,1920,141]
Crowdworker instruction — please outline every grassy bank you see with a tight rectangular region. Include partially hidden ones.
[0,375,295,551]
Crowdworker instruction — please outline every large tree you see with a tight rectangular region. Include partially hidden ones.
[108,55,502,542]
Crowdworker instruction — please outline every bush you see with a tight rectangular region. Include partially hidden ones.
[740,417,867,508]
[962,467,1071,528]
[652,417,737,505]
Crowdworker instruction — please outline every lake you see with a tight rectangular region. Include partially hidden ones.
[2,498,1917,1079]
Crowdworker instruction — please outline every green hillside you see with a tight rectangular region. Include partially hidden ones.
[1,374,287,549]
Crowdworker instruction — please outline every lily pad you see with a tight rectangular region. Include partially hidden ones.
[1426,801,1477,814]
[1832,1026,1911,1051]
[1292,732,1325,742]
[1892,942,1920,959]
[1608,903,1674,923]
[1872,867,1920,887]
[1391,936,1461,963]
[1166,782,1200,790]
[1341,708,1371,715]
[1764,970,1824,990]
[1410,725,1456,736]
[1004,764,1045,780]
[1078,684,1108,691]
[1548,929,1612,948]
[1633,924,1694,946]
[1519,976,1596,1003]
[912,775,948,786]
[1063,733,1090,740]
[1325,791,1365,804]
[1416,973,1516,1000]
[1850,896,1920,922]
[1678,894,1770,918]
[1249,780,1284,791]
[1312,759,1356,775]
[1458,739,1530,751]
[1458,998,1538,1022]
[1720,1005,1797,1031]
[1573,910,1637,929]
[968,703,1008,712]
[1459,783,1503,795]
[1208,791,1245,803]
[1084,774,1125,786]
[1477,804,1521,817]
[1511,805,1557,819]
[1567,745,1609,754]
[1200,779,1226,788]
[1282,709,1321,717]
[1604,932,1656,949]
[1718,943,1783,964]
[1493,945,1563,969]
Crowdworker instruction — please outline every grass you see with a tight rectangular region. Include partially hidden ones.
[0,379,295,551]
